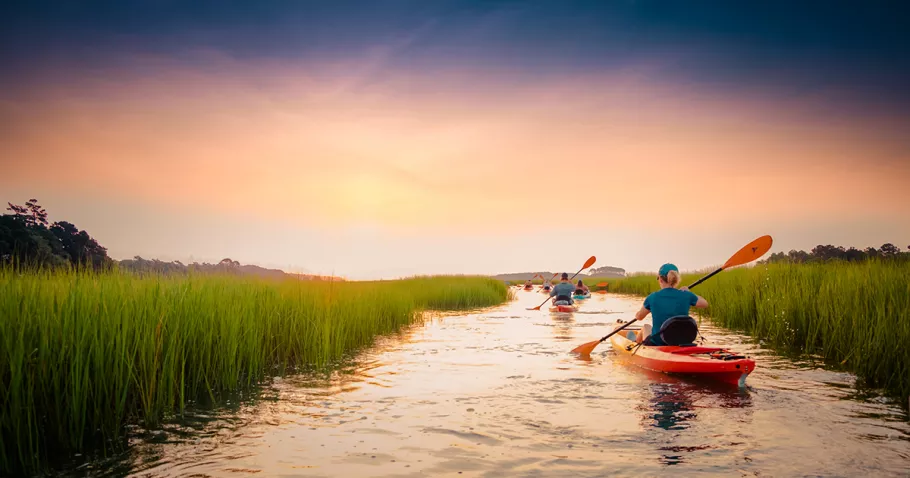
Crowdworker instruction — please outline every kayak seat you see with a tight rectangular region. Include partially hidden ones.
[658,315,699,346]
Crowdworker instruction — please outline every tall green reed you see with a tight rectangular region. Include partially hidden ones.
[0,270,508,474]
[599,261,910,405]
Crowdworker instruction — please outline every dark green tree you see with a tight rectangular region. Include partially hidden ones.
[879,243,900,257]
[1,199,110,269]
[49,221,111,269]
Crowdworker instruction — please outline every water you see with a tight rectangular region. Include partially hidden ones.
[74,291,908,477]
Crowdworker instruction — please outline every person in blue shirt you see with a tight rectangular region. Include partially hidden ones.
[632,263,709,345]
[549,273,576,304]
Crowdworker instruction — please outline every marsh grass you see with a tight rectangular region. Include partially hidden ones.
[601,261,910,405]
[0,270,508,473]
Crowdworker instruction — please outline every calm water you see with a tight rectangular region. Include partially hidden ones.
[73,291,908,477]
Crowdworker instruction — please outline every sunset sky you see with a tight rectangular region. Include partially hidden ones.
[2,1,908,279]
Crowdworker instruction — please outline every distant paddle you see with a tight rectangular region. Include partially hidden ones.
[527,256,596,311]
[570,235,772,356]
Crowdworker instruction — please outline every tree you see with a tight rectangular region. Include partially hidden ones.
[787,249,812,263]
[811,245,846,261]
[879,243,900,257]
[6,199,48,228]
[49,221,111,269]
[843,247,866,262]
[763,251,788,263]
[1,199,110,269]
[0,214,68,267]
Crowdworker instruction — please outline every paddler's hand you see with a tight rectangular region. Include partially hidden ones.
[680,286,690,292]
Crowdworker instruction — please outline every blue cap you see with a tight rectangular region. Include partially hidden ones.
[658,263,678,277]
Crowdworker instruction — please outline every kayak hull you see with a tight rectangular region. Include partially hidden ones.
[609,321,755,386]
[549,304,578,313]
[572,293,591,300]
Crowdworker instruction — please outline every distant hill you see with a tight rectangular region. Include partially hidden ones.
[492,266,625,282]
[118,256,342,281]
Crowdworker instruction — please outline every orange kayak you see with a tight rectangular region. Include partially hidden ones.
[610,321,755,386]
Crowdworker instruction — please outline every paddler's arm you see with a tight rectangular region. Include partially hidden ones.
[634,306,650,321]
[680,286,709,308]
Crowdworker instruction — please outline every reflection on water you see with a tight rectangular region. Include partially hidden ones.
[64,291,908,477]
[648,384,697,431]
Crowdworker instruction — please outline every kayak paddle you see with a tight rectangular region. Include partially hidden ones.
[527,256,596,311]
[570,235,772,356]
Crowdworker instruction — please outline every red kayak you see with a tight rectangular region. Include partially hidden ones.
[609,320,755,386]
[549,304,577,313]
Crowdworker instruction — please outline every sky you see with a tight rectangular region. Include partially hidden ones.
[2,0,909,279]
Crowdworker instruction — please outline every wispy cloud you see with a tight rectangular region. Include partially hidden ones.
[1,51,908,276]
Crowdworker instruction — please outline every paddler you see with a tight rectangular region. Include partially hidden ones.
[549,272,576,305]
[542,279,553,291]
[631,263,709,344]
[524,279,533,289]
[574,280,590,295]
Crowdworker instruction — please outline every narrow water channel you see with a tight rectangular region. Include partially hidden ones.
[76,291,909,477]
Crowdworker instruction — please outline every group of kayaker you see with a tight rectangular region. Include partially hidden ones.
[538,263,708,345]
[534,236,770,386]
[523,278,557,292]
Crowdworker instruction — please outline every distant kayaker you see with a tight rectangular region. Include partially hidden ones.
[549,273,576,304]
[542,280,552,291]
[524,279,533,289]
[574,280,590,295]
[632,263,708,345]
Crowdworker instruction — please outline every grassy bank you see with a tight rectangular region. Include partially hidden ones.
[0,271,509,474]
[602,261,910,405]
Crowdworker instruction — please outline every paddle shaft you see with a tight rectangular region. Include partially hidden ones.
[589,271,713,345]
[686,267,722,289]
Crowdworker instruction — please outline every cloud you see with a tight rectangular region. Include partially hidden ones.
[1,52,908,276]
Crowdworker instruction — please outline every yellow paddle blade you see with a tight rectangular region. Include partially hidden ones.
[583,256,596,269]
[722,235,773,269]
[571,339,602,355]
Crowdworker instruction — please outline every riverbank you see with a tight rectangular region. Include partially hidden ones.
[46,289,910,476]
[592,261,910,406]
[0,271,509,474]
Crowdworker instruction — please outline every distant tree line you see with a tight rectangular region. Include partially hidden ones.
[119,256,248,276]
[588,265,626,277]
[1,199,338,280]
[0,199,112,269]
[761,243,910,264]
